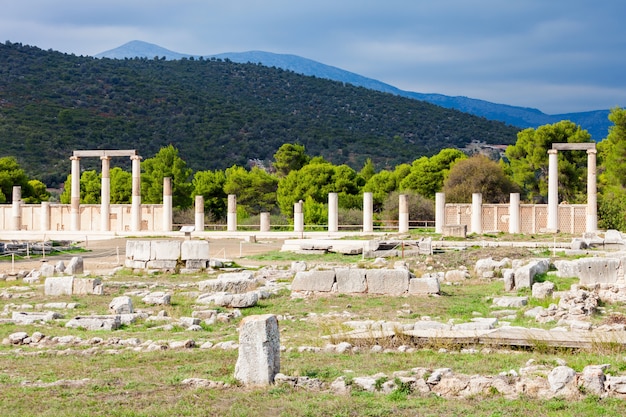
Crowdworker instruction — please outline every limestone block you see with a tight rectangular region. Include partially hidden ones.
[335,268,367,293]
[408,277,440,295]
[142,292,171,305]
[199,272,258,294]
[12,311,62,324]
[291,270,336,292]
[580,366,606,395]
[109,296,133,314]
[234,314,280,385]
[181,240,209,260]
[146,260,178,270]
[65,257,84,275]
[185,260,207,270]
[514,259,549,289]
[40,262,56,277]
[73,278,103,295]
[44,276,75,296]
[576,257,620,285]
[291,261,307,272]
[442,225,466,238]
[532,281,555,299]
[125,259,147,269]
[55,261,66,274]
[179,317,201,327]
[503,269,515,291]
[606,375,626,395]
[65,315,121,331]
[150,240,181,261]
[547,366,576,393]
[554,260,579,278]
[196,292,259,308]
[126,240,152,261]
[366,269,409,295]
[444,270,469,282]
[492,296,528,308]
[604,229,624,244]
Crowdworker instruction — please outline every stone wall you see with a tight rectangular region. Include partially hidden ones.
[125,240,210,271]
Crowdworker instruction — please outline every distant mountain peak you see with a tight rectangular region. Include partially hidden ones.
[95,40,613,140]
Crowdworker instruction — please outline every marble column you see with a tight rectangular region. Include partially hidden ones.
[195,195,205,232]
[547,149,559,232]
[363,192,373,233]
[100,156,111,232]
[294,200,304,233]
[586,148,598,232]
[40,201,50,232]
[435,192,445,234]
[11,186,21,231]
[130,154,142,232]
[70,155,81,231]
[162,177,172,232]
[227,194,237,232]
[328,192,338,232]
[471,193,482,234]
[509,193,520,234]
[398,194,409,233]
[260,212,270,232]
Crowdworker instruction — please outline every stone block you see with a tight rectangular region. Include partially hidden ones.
[150,240,181,261]
[197,292,259,308]
[444,269,468,282]
[408,277,440,294]
[532,281,555,299]
[576,257,620,285]
[492,296,528,308]
[442,225,466,238]
[65,315,121,331]
[234,314,280,385]
[514,259,549,289]
[185,259,207,270]
[125,259,147,269]
[199,271,258,293]
[109,296,133,314]
[554,260,579,278]
[142,291,171,305]
[335,268,367,293]
[65,257,84,275]
[44,276,75,296]
[126,240,152,262]
[73,278,103,295]
[291,270,336,292]
[40,262,56,277]
[366,269,410,295]
[181,240,209,260]
[12,311,62,324]
[146,260,178,270]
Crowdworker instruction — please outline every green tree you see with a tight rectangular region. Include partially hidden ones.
[141,145,193,209]
[273,143,310,177]
[443,154,520,203]
[192,169,227,220]
[363,169,399,210]
[22,179,50,203]
[598,107,626,229]
[110,167,132,203]
[358,158,376,183]
[504,120,592,203]
[223,166,278,215]
[59,171,101,204]
[399,149,467,198]
[0,156,30,203]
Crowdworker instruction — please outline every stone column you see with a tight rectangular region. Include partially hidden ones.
[294,200,304,233]
[435,192,445,234]
[70,155,81,231]
[586,148,598,233]
[471,193,482,234]
[328,192,338,232]
[195,195,205,232]
[363,192,373,233]
[260,212,270,232]
[40,201,50,231]
[234,314,280,386]
[100,156,111,232]
[11,186,21,231]
[130,154,142,232]
[509,193,520,234]
[227,194,237,232]
[398,194,409,233]
[162,177,172,232]
[547,149,559,232]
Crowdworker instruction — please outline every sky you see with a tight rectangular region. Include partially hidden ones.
[2,0,626,115]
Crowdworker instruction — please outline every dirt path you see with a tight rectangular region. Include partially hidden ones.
[0,237,286,275]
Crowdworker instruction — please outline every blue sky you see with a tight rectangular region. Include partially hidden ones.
[3,0,625,114]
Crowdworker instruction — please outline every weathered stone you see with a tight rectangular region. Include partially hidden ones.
[290,261,307,272]
[503,269,515,292]
[12,311,61,324]
[234,314,280,385]
[580,365,606,395]
[444,269,469,282]
[73,278,103,295]
[197,292,259,308]
[65,315,121,331]
[8,332,29,344]
[44,276,74,296]
[124,259,147,269]
[366,269,410,295]
[150,240,181,261]
[492,296,528,308]
[65,257,84,275]
[55,261,66,274]
[40,262,56,277]
[548,366,576,393]
[179,317,201,327]
[126,240,152,261]
[408,277,440,294]
[577,258,620,285]
[109,296,133,314]
[181,240,209,260]
[553,260,579,279]
[142,292,171,306]
[198,272,258,294]
[515,259,549,289]
[185,260,207,270]
[335,268,367,293]
[291,270,336,292]
[532,281,555,299]
[146,260,178,270]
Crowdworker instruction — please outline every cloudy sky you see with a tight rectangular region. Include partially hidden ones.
[3,0,625,114]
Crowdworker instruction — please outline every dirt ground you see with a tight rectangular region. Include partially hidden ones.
[0,237,286,275]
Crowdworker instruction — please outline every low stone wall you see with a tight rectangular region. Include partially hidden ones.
[291,268,440,295]
[125,240,209,271]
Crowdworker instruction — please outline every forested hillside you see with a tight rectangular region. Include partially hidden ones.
[0,41,519,187]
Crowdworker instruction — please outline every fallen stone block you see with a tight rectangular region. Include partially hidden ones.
[142,292,171,306]
[514,259,549,289]
[65,257,84,275]
[197,292,259,308]
[181,240,209,260]
[126,240,152,262]
[335,268,367,293]
[366,269,409,295]
[532,281,555,299]
[198,271,258,294]
[291,270,336,292]
[65,315,121,331]
[408,277,440,295]
[109,296,133,314]
[12,311,62,324]
[73,278,103,295]
[44,276,75,296]
[150,240,181,261]
[234,314,280,385]
[492,296,528,308]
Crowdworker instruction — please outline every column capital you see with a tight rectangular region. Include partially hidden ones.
[547,149,558,155]
[100,155,111,161]
[130,154,142,161]
[70,155,80,161]
[586,148,597,155]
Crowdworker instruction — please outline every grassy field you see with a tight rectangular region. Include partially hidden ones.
[1,239,625,416]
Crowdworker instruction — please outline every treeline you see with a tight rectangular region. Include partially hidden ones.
[6,109,626,231]
[0,41,519,187]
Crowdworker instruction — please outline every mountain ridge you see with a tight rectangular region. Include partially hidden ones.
[96,40,612,140]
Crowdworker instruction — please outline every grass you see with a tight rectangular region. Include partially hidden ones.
[2,243,626,416]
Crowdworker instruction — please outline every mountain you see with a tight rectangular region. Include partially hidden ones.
[0,41,519,187]
[97,41,613,140]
